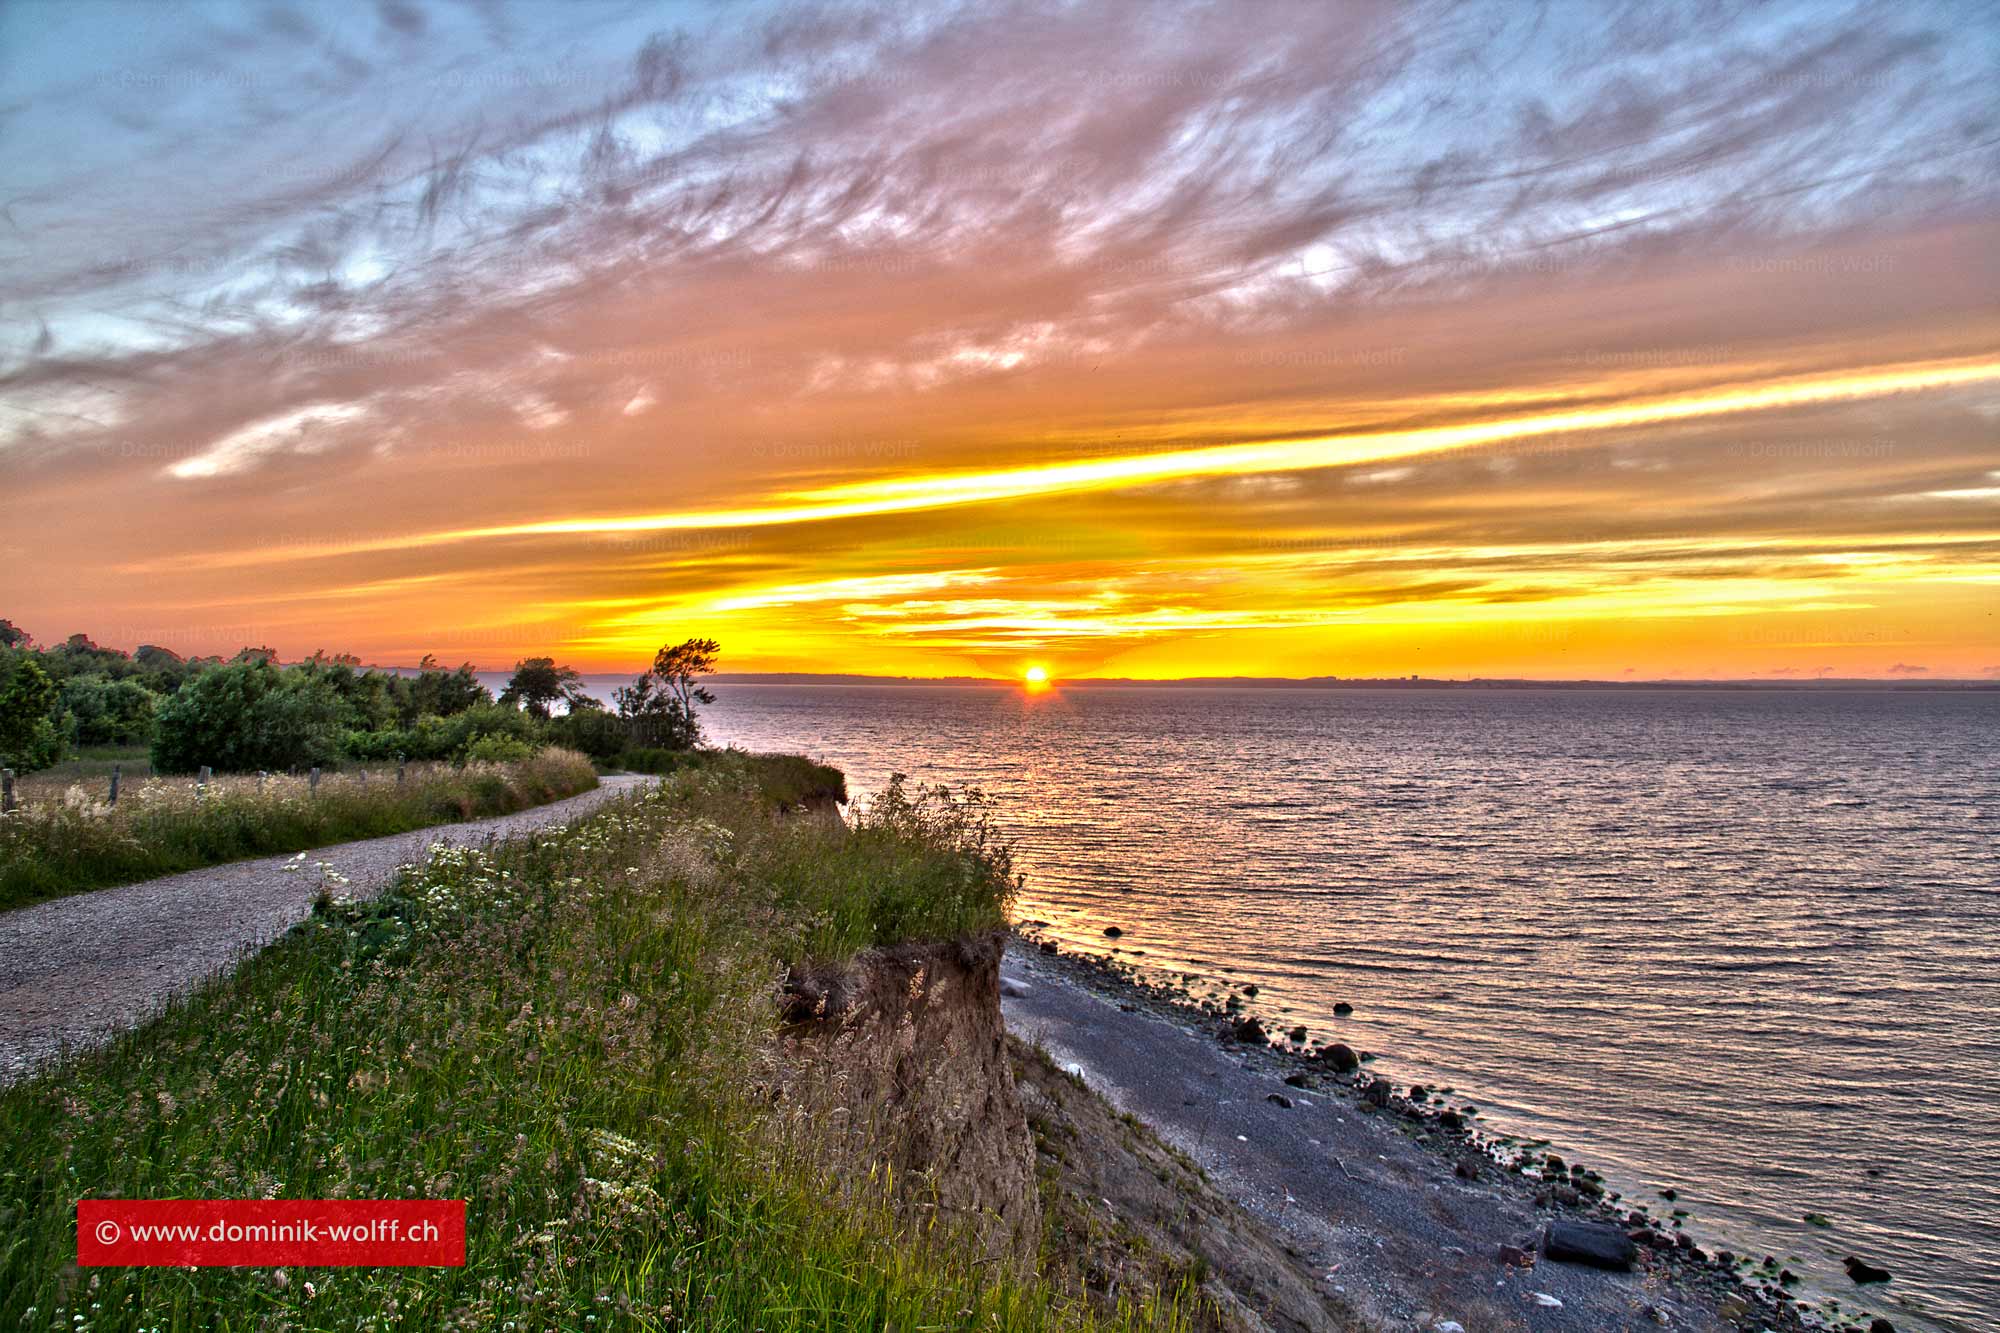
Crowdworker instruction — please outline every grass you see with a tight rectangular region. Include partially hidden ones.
[0,749,599,913]
[617,747,847,807]
[0,754,1175,1332]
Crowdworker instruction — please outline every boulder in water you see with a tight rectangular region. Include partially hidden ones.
[1844,1255,1892,1285]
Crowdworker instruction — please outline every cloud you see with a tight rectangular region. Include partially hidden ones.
[2,0,1997,675]
[1886,662,1929,674]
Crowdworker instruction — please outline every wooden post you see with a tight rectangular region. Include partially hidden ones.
[258,771,267,792]
[198,765,211,791]
[1,769,13,814]
[396,754,406,786]
[358,768,368,788]
[108,764,121,806]
[309,766,320,794]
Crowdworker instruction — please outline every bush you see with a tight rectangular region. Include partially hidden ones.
[544,707,630,764]
[150,661,346,774]
[0,653,63,773]
[463,733,534,764]
[59,673,158,747]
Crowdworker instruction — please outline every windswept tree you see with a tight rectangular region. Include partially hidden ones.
[500,657,589,719]
[615,638,718,750]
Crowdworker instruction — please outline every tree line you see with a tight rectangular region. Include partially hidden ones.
[0,619,720,775]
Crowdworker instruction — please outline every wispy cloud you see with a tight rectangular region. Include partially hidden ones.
[2,0,1997,677]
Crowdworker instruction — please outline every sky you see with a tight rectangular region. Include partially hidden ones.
[2,0,1997,681]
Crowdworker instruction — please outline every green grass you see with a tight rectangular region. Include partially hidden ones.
[0,749,599,912]
[617,748,847,807]
[0,755,1167,1332]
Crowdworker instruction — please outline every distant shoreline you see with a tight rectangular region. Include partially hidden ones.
[699,673,2000,690]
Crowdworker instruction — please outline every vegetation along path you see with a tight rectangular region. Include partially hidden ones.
[0,775,649,1084]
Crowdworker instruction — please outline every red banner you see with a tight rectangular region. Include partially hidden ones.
[78,1199,466,1267]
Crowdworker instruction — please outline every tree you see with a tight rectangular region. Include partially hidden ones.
[150,661,344,773]
[0,619,32,650]
[60,673,159,746]
[616,638,718,750]
[403,657,489,722]
[0,653,63,772]
[499,657,587,720]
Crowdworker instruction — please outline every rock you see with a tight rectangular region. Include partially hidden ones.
[1497,1243,1536,1268]
[1544,1221,1638,1271]
[1289,1024,1308,1043]
[1320,1042,1359,1072]
[1454,1158,1479,1181]
[1436,1323,1465,1333]
[999,978,1029,998]
[1544,1153,1566,1174]
[1438,1109,1465,1130]
[1231,1016,1267,1045]
[1266,1092,1293,1109]
[1242,984,1258,996]
[1844,1255,1892,1285]
[1284,1072,1311,1088]
[1551,1185,1583,1208]
[1037,940,1059,955]
[1868,1319,1897,1333]
[1531,1292,1563,1308]
[1333,1001,1354,1015]
[1363,1077,1392,1107]
[1409,1084,1429,1101]
[1102,926,1123,938]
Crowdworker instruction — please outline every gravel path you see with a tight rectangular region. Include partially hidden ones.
[0,775,650,1085]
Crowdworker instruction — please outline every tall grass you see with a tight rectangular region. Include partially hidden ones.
[620,747,847,807]
[0,754,1169,1331]
[0,748,598,912]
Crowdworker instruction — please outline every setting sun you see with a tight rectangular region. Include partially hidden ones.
[1023,665,1051,691]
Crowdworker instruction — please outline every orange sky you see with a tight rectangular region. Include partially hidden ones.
[3,1,1998,680]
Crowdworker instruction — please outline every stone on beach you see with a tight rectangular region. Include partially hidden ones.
[1543,1220,1638,1271]
[1318,1042,1359,1072]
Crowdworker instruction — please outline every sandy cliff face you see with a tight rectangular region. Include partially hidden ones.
[772,931,1041,1271]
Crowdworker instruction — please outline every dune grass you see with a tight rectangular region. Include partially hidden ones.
[0,754,1182,1331]
[0,748,599,912]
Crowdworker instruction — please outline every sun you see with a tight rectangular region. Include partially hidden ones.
[1022,664,1051,691]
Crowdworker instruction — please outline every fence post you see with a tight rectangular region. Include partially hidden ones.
[108,764,121,806]
[358,767,368,788]
[258,771,267,792]
[309,766,320,794]
[198,765,211,792]
[1,769,13,814]
[396,753,406,786]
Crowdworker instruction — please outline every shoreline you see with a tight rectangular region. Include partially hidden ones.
[1005,929,1911,1333]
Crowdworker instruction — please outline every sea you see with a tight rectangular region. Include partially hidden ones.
[678,682,1998,1333]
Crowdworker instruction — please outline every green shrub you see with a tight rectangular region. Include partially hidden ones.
[57,672,157,746]
[544,706,630,764]
[0,653,63,773]
[462,733,534,764]
[150,661,346,773]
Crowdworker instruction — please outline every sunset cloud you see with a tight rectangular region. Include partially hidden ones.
[2,0,1997,678]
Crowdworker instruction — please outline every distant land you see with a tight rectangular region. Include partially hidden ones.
[471,671,2000,692]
